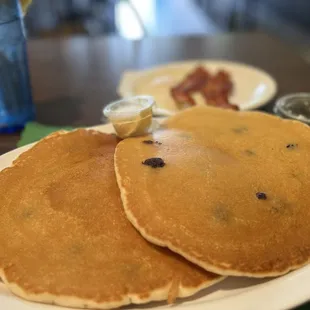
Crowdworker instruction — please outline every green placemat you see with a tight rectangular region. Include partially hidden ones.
[17,122,75,147]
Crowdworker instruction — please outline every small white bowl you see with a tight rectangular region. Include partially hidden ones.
[274,93,310,125]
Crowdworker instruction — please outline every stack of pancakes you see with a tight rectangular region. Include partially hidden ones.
[0,106,310,309]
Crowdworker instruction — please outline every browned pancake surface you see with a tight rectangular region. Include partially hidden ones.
[115,106,310,277]
[0,129,221,309]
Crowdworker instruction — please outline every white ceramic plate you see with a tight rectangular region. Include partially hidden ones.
[118,60,277,115]
[1,124,309,310]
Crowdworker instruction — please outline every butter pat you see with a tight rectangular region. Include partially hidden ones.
[103,96,155,138]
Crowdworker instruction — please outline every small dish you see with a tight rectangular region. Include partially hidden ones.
[103,96,155,138]
[274,93,310,125]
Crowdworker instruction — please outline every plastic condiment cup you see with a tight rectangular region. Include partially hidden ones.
[103,96,155,138]
[274,93,310,125]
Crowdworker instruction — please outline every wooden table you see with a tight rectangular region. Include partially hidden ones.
[1,32,310,154]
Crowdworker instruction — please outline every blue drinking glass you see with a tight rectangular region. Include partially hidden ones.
[0,0,34,133]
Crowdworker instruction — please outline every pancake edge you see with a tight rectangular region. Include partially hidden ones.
[0,129,224,309]
[114,139,310,278]
[0,268,225,309]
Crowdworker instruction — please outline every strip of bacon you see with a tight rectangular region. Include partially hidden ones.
[170,66,238,111]
[200,70,237,110]
[172,66,209,94]
[201,71,233,99]
[170,87,195,106]
[206,94,239,110]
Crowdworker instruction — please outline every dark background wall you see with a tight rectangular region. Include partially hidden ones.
[24,0,310,48]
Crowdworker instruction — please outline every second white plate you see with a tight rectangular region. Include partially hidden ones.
[118,60,277,114]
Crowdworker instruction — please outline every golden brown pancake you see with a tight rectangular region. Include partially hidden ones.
[115,106,310,277]
[0,129,222,309]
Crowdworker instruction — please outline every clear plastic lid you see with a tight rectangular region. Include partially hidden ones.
[274,93,310,125]
[103,96,154,122]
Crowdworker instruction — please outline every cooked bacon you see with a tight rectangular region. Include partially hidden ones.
[170,66,238,111]
[219,102,239,110]
[206,94,239,110]
[170,87,196,106]
[201,70,233,98]
[172,66,209,93]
